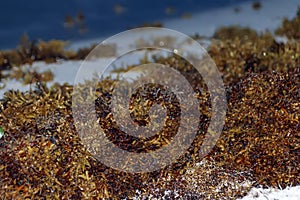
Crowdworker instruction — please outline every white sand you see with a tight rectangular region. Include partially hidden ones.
[239,185,300,200]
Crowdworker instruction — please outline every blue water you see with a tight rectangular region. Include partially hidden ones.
[0,0,252,49]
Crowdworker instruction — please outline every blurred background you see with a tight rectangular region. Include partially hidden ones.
[0,0,254,49]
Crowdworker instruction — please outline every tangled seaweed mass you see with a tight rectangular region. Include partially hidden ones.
[0,8,299,200]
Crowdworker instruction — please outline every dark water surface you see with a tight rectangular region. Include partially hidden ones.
[0,0,251,49]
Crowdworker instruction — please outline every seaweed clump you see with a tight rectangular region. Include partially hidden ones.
[1,51,298,199]
[9,67,54,84]
[0,83,109,199]
[209,32,299,84]
[275,7,300,40]
[0,34,115,70]
[0,8,300,199]
[213,25,259,41]
[211,68,299,188]
[0,82,164,199]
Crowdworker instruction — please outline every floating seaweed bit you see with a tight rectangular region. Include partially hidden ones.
[113,3,127,15]
[64,15,75,28]
[64,12,89,35]
[210,68,300,188]
[275,7,300,40]
[252,1,262,10]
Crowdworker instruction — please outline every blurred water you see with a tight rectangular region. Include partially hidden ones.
[0,0,251,49]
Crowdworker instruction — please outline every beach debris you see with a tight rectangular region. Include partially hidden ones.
[0,127,4,139]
